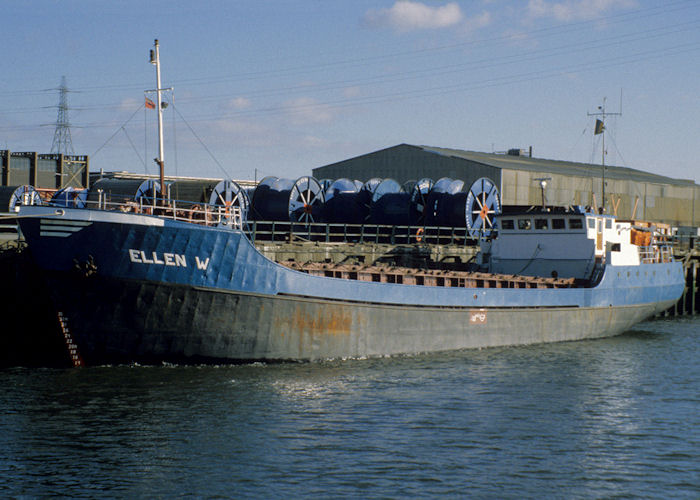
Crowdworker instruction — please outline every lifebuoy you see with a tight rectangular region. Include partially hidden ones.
[415,227,424,243]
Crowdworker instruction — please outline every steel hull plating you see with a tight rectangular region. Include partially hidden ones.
[45,275,677,364]
[19,207,685,364]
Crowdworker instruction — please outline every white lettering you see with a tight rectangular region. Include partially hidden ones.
[129,249,142,263]
[195,256,210,270]
[128,249,191,268]
[140,251,154,264]
[164,253,176,266]
[152,251,164,265]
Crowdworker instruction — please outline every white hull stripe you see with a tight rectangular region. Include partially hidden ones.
[40,219,92,237]
[41,219,93,227]
[40,231,75,238]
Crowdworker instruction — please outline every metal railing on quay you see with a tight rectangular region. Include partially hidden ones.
[46,195,485,245]
[245,220,481,246]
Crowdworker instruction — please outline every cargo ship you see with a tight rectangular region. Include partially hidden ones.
[15,40,684,365]
[17,200,684,365]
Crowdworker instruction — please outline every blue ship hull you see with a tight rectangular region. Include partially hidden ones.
[19,206,685,364]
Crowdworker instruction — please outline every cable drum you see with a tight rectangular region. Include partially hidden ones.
[424,177,464,226]
[87,178,167,210]
[250,176,325,223]
[208,180,250,226]
[322,178,363,223]
[249,176,281,220]
[51,187,88,209]
[87,178,143,207]
[352,178,381,222]
[289,176,325,223]
[0,185,42,212]
[135,179,167,206]
[368,179,404,225]
[319,179,333,194]
[169,180,218,207]
[410,178,434,226]
[465,177,501,237]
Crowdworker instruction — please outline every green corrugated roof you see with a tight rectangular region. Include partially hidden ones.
[418,145,695,187]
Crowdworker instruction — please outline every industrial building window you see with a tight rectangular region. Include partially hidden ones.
[535,218,549,230]
[569,218,584,229]
[552,218,565,230]
[501,219,514,230]
[518,219,532,230]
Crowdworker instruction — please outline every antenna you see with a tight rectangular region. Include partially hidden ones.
[50,76,75,155]
[587,97,621,213]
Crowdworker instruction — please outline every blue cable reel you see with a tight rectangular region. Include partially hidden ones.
[465,177,501,238]
[209,180,250,228]
[288,176,325,223]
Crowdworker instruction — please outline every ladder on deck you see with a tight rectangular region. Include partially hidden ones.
[57,311,83,367]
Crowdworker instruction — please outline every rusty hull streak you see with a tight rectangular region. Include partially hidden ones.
[276,307,353,336]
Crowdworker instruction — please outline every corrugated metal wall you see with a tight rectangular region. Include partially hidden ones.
[500,169,698,226]
[314,144,699,227]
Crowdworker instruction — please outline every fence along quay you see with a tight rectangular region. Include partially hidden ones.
[664,236,700,316]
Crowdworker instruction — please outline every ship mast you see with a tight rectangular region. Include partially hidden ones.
[588,97,621,213]
[150,39,166,204]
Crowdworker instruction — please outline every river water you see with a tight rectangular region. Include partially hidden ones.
[1,317,698,498]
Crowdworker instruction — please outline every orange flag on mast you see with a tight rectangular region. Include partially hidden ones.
[145,97,156,109]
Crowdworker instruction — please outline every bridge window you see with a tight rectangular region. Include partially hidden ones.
[501,219,514,230]
[535,218,549,230]
[518,218,532,230]
[569,218,583,229]
[552,218,565,230]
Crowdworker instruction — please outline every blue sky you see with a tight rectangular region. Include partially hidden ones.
[1,0,699,183]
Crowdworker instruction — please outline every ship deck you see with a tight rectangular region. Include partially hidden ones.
[280,260,583,289]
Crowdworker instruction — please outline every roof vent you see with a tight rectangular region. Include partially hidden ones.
[506,146,533,157]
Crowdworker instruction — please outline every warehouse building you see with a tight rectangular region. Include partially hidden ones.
[313,144,699,227]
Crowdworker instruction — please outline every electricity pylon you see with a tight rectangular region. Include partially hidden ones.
[50,76,75,155]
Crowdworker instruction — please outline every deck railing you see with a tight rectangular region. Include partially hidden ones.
[639,244,675,264]
[76,197,244,229]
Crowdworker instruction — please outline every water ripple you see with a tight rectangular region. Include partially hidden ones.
[0,317,699,498]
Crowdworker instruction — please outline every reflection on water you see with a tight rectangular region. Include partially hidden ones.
[1,318,698,498]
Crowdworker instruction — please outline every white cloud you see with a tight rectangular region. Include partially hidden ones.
[229,97,251,109]
[462,10,492,32]
[364,1,463,32]
[527,0,637,22]
[282,97,333,125]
